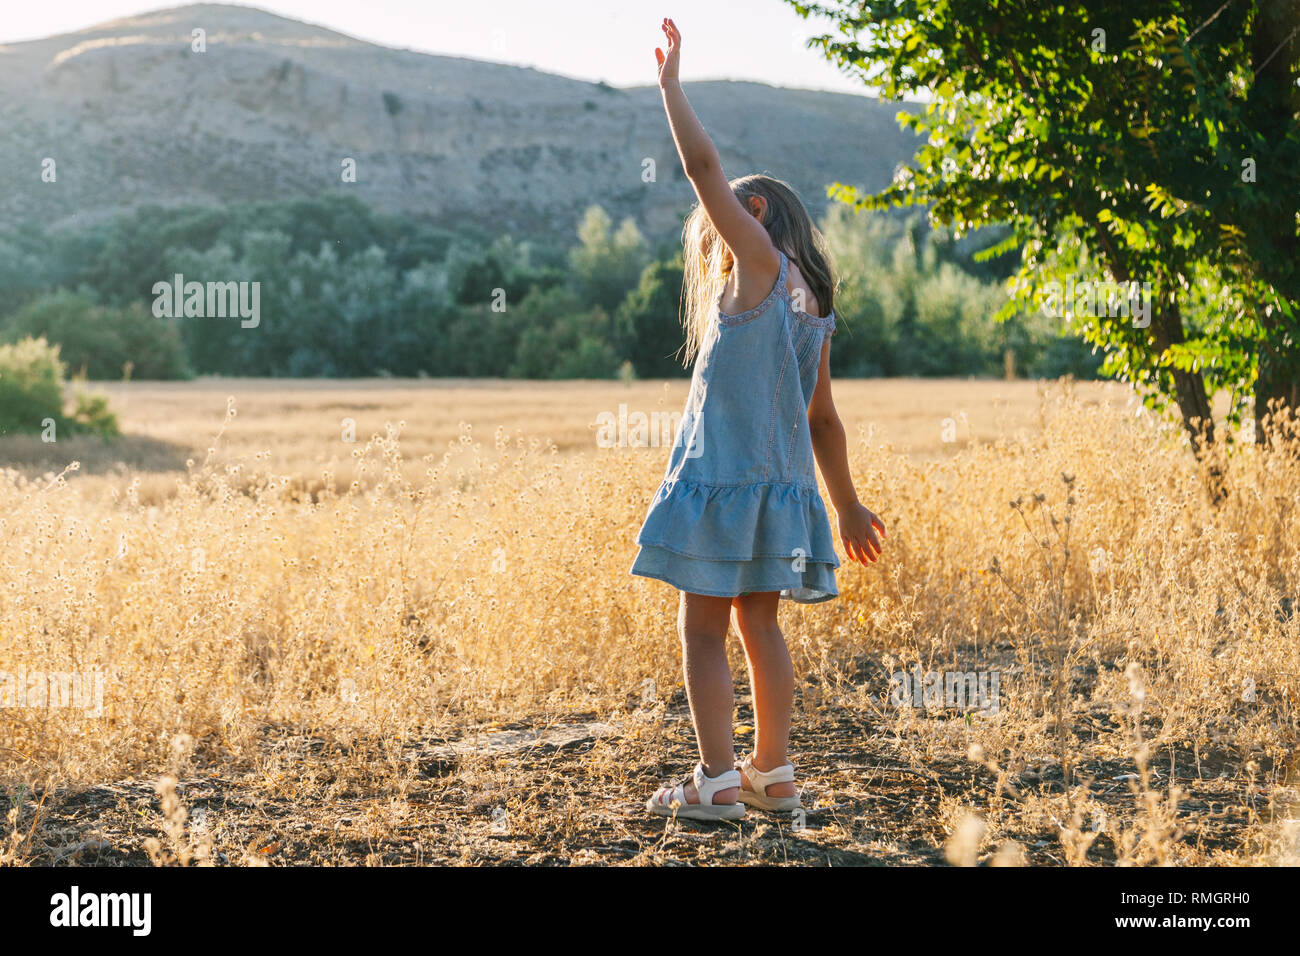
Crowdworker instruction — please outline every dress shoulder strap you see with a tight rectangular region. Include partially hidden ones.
[716,249,792,328]
[772,251,791,305]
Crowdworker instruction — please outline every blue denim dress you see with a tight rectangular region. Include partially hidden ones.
[630,251,840,603]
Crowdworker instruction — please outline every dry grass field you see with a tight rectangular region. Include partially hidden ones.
[2,376,1298,866]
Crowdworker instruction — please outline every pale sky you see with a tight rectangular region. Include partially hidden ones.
[0,0,873,95]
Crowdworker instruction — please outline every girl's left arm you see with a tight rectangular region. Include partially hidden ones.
[808,338,885,565]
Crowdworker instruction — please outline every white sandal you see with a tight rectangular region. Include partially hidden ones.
[737,756,802,812]
[646,763,746,821]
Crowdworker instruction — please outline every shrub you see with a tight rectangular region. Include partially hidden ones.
[2,290,187,380]
[0,336,65,436]
[0,336,119,438]
[69,391,119,439]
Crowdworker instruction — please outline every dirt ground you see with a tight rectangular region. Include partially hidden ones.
[21,673,1270,867]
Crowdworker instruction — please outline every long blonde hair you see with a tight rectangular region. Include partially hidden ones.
[679,174,835,364]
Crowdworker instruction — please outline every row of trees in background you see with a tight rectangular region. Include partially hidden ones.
[0,194,1096,382]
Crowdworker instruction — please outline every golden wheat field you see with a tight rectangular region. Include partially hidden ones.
[1,376,1297,866]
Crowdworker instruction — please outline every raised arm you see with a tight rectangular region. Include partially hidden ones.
[655,19,778,272]
[807,338,885,565]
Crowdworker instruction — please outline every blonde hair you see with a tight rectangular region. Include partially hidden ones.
[679,174,835,364]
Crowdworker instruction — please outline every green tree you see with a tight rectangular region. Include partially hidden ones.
[795,0,1300,490]
[615,257,689,378]
[2,289,187,379]
[508,286,620,379]
[569,206,652,314]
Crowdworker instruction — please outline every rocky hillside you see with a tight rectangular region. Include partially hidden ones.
[0,3,921,237]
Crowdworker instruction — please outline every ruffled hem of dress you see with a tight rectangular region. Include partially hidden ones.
[635,478,840,564]
[630,545,838,604]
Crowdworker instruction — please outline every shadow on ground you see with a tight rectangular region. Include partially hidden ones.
[0,434,192,478]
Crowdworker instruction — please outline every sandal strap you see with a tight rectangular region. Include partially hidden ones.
[656,782,688,808]
[692,763,741,805]
[739,756,795,794]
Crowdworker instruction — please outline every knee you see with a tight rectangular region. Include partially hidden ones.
[733,604,776,636]
[677,594,732,646]
[731,594,781,638]
[677,617,725,647]
[735,612,784,649]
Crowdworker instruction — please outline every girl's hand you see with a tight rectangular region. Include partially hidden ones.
[838,503,886,565]
[654,18,681,85]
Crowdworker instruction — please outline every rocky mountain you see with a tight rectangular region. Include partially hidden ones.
[0,3,922,238]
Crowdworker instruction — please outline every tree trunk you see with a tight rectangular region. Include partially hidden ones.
[1091,224,1228,500]
[1153,299,1228,503]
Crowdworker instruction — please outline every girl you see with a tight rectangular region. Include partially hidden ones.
[633,18,886,822]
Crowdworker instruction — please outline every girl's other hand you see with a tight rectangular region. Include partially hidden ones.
[655,17,681,85]
[839,504,886,565]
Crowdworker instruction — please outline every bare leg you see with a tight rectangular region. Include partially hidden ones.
[672,591,738,804]
[731,591,797,798]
